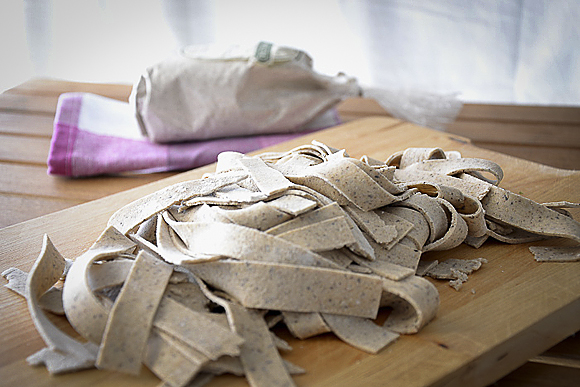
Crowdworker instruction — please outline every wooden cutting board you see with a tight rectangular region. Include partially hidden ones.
[1,117,579,387]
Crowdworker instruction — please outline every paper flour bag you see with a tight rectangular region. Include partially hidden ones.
[131,42,361,143]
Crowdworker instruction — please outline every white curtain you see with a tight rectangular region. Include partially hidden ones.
[1,0,579,105]
[342,0,580,104]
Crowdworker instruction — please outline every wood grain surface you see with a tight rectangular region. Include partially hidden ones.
[338,97,580,171]
[1,117,578,387]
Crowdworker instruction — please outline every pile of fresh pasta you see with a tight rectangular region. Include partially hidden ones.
[3,141,579,387]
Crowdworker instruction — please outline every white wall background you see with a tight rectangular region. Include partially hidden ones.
[1,0,579,105]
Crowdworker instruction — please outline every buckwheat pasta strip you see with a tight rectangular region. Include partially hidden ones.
[318,248,355,268]
[143,329,206,387]
[25,235,99,373]
[239,156,295,195]
[87,259,134,291]
[287,174,351,205]
[227,302,297,387]
[2,267,64,315]
[407,182,465,208]
[166,220,342,269]
[482,185,580,243]
[379,207,428,249]
[135,214,157,242]
[393,168,492,200]
[275,216,356,252]
[184,260,383,319]
[349,254,416,281]
[393,194,448,244]
[270,154,324,176]
[63,227,138,344]
[464,234,489,248]
[343,204,398,245]
[215,184,269,201]
[108,171,248,234]
[422,197,468,252]
[203,355,306,379]
[264,202,375,260]
[153,297,244,360]
[61,229,247,384]
[321,313,399,354]
[380,275,440,334]
[302,157,413,211]
[181,203,233,223]
[187,276,299,385]
[485,222,547,244]
[374,209,415,249]
[415,260,439,277]
[182,190,268,207]
[282,311,331,339]
[365,236,422,270]
[213,201,292,231]
[458,195,487,237]
[528,246,580,262]
[156,214,221,265]
[425,258,487,280]
[267,194,318,216]
[96,250,173,374]
[203,356,245,377]
[398,147,447,169]
[215,150,244,172]
[541,201,580,214]
[405,157,504,185]
[265,202,344,235]
[2,267,28,297]
[347,156,408,195]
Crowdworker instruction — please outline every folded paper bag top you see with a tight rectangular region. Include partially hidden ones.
[130,42,361,143]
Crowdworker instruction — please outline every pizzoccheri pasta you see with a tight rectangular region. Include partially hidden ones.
[3,141,579,387]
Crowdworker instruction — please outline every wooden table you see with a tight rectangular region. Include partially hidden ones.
[1,79,579,386]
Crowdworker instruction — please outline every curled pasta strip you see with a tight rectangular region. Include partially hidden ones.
[482,185,580,243]
[458,195,487,237]
[380,275,440,334]
[406,158,504,185]
[399,147,447,169]
[393,194,448,244]
[290,157,413,211]
[422,198,468,252]
[407,181,465,208]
